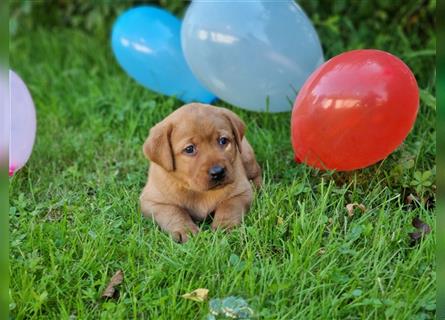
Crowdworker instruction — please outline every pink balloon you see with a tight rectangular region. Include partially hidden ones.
[9,70,36,176]
[0,69,8,169]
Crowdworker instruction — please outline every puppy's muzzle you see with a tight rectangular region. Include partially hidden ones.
[209,165,226,182]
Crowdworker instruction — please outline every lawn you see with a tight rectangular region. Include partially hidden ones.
[9,1,436,319]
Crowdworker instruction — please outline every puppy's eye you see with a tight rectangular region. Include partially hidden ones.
[218,137,228,145]
[183,145,196,155]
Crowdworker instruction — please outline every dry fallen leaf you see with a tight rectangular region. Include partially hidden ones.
[101,270,124,300]
[412,217,430,231]
[405,193,418,205]
[423,194,436,211]
[181,288,209,302]
[277,216,284,225]
[346,203,366,217]
[409,217,431,245]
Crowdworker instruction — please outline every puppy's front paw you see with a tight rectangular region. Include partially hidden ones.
[171,223,199,243]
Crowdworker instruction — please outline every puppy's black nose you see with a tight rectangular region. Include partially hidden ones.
[209,165,225,181]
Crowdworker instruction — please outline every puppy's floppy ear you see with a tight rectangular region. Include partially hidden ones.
[143,121,175,171]
[220,108,245,153]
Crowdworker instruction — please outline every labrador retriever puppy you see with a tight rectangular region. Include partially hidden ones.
[140,103,261,243]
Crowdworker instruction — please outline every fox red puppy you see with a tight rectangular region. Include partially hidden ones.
[140,103,261,242]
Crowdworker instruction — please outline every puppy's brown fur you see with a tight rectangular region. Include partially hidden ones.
[140,103,261,242]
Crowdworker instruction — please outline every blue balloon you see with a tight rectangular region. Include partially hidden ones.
[181,1,324,112]
[111,6,215,103]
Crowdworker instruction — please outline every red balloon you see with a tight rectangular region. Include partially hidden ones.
[291,49,419,171]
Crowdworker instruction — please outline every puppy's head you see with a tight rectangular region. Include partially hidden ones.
[143,103,245,192]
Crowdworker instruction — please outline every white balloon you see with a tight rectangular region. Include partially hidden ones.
[181,0,324,112]
[9,70,36,176]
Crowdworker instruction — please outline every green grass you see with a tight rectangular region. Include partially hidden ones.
[9,2,435,319]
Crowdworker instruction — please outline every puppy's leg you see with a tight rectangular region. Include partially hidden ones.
[211,191,252,230]
[241,139,262,188]
[141,201,199,243]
